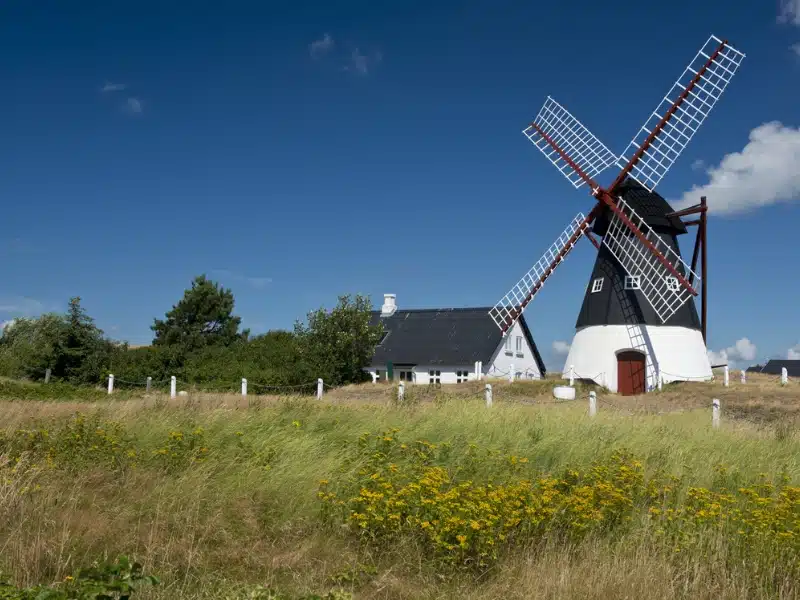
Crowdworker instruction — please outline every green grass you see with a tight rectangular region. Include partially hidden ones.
[1,395,798,599]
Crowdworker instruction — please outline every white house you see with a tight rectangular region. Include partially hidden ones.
[366,294,547,385]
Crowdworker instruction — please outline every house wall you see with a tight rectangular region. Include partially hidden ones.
[365,365,478,385]
[485,320,543,380]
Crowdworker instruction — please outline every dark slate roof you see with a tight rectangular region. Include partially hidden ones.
[369,307,546,374]
[592,178,688,237]
[745,364,764,373]
[760,360,800,377]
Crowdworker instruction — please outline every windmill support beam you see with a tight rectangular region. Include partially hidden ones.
[700,196,708,343]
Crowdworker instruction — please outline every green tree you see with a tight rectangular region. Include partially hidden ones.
[0,297,114,384]
[151,275,248,354]
[294,294,383,386]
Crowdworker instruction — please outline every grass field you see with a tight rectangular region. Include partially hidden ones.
[0,374,798,599]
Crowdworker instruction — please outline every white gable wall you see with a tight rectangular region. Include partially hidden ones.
[485,320,543,380]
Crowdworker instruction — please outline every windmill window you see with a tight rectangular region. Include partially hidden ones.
[666,276,680,292]
[516,335,524,357]
[624,276,641,290]
[591,278,604,293]
[505,335,513,355]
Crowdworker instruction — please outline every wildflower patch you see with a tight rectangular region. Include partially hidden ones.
[319,429,800,571]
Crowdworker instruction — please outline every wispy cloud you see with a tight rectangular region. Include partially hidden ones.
[552,340,571,356]
[791,42,800,57]
[778,0,800,24]
[669,121,800,216]
[210,269,273,290]
[0,296,44,317]
[101,81,127,93]
[345,47,382,75]
[124,97,143,115]
[788,344,800,360]
[309,33,334,58]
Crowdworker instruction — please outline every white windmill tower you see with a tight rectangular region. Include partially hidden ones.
[489,35,746,395]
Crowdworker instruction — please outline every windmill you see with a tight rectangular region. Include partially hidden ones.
[488,35,746,395]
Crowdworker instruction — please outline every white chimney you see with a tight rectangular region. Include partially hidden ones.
[380,293,397,317]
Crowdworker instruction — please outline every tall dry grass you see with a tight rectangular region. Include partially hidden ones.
[0,381,798,598]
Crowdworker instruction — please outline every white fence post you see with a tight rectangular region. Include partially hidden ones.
[478,361,483,380]
[781,367,788,386]
[723,365,729,387]
[146,376,152,393]
[712,398,720,428]
[569,365,575,387]
[485,383,493,407]
[241,378,247,397]
[740,370,746,384]
[398,381,405,402]
[44,368,51,384]
[317,378,324,399]
[589,391,597,417]
[107,374,114,395]
[170,376,177,399]
[509,363,515,383]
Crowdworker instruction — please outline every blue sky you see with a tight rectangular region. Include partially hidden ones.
[2,0,800,370]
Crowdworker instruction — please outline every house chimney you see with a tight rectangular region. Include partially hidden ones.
[380,293,397,317]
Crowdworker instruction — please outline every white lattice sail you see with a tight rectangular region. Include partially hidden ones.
[522,97,617,189]
[601,196,701,324]
[490,213,588,332]
[616,35,746,192]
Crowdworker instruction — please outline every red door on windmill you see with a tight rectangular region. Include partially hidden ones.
[488,34,746,394]
[617,351,646,396]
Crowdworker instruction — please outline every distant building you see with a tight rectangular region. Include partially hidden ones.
[366,294,546,385]
[757,360,800,378]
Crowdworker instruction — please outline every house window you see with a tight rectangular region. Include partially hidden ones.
[666,276,680,292]
[375,370,382,382]
[456,370,469,383]
[591,278,604,293]
[428,370,441,385]
[516,335,524,357]
[399,370,413,382]
[624,275,641,290]
[505,335,513,355]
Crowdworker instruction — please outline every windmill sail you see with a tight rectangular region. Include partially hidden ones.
[523,96,617,190]
[613,35,746,192]
[489,213,589,333]
[601,195,701,324]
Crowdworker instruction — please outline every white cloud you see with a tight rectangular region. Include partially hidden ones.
[708,337,757,367]
[778,0,800,24]
[309,33,334,58]
[788,344,800,359]
[791,42,800,57]
[345,48,382,75]
[101,81,127,93]
[124,97,143,114]
[552,340,571,355]
[669,122,800,216]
